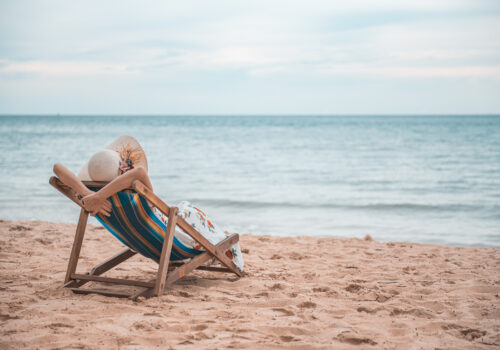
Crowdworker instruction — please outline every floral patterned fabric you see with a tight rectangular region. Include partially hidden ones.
[152,201,244,272]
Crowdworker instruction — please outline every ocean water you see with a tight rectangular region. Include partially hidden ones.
[0,115,499,248]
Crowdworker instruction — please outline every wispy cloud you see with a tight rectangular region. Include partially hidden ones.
[1,0,499,113]
[0,60,136,77]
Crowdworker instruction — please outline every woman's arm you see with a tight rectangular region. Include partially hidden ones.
[53,163,94,198]
[81,166,153,216]
[53,163,112,216]
[53,163,153,216]
[92,166,152,198]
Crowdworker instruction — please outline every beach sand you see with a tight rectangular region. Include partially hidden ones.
[0,219,499,349]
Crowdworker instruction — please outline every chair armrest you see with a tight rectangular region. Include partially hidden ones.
[49,176,85,208]
[82,181,134,191]
[50,177,135,209]
[82,180,110,189]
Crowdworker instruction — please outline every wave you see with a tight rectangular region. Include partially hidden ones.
[188,198,482,213]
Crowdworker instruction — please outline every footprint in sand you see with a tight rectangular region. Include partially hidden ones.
[0,314,20,321]
[272,308,295,316]
[9,225,32,231]
[192,324,208,331]
[357,306,381,314]
[303,272,317,280]
[269,283,284,291]
[345,284,363,293]
[177,291,193,298]
[280,335,297,342]
[298,301,316,309]
[390,307,434,318]
[460,328,486,341]
[178,340,194,345]
[442,324,488,341]
[336,331,377,346]
[289,252,307,260]
[47,323,74,329]
[35,238,52,246]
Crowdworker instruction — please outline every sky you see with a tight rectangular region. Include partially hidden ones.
[0,0,499,115]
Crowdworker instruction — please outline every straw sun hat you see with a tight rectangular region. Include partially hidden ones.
[78,136,148,182]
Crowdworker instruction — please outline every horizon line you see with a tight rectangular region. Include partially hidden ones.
[1,113,500,117]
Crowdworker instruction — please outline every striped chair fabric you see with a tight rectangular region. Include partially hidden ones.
[94,190,203,262]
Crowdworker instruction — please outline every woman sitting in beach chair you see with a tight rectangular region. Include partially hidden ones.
[53,135,244,272]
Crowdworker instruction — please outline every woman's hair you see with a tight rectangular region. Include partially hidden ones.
[118,143,143,168]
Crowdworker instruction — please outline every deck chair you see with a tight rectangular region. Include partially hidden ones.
[49,176,243,300]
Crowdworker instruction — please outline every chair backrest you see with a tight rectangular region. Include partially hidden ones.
[94,189,203,262]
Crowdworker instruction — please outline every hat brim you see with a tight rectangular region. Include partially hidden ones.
[78,135,148,181]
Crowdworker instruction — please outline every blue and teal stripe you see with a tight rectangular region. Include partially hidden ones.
[94,190,203,262]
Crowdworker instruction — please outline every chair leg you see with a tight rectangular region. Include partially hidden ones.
[131,180,244,277]
[90,249,137,275]
[176,217,244,277]
[165,233,241,287]
[64,208,89,284]
[154,207,178,296]
[132,233,240,300]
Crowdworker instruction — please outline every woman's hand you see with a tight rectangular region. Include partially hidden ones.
[119,160,133,174]
[82,192,112,217]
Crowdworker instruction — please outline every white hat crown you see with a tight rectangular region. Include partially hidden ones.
[77,136,148,181]
[88,149,121,182]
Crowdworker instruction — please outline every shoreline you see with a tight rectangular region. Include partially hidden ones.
[2,218,498,250]
[1,219,499,349]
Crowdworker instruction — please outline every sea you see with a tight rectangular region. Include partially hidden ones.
[1,115,499,248]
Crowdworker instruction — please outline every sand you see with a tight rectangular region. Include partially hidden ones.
[0,219,499,349]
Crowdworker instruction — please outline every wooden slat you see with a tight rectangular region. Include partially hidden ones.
[166,223,241,276]
[176,221,243,277]
[81,180,109,189]
[91,249,136,275]
[154,207,177,296]
[133,180,243,277]
[63,272,90,288]
[167,261,231,272]
[71,273,155,288]
[132,233,241,300]
[194,266,232,273]
[64,250,136,289]
[81,180,134,191]
[166,234,241,287]
[132,252,214,301]
[166,252,213,286]
[64,208,89,283]
[50,177,132,208]
[68,287,132,298]
[50,176,85,208]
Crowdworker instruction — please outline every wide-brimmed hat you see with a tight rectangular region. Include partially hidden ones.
[78,135,148,181]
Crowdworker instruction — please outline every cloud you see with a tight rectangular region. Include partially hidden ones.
[0,60,136,77]
[1,0,500,113]
[317,63,500,78]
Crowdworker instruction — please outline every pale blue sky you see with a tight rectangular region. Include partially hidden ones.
[1,0,499,114]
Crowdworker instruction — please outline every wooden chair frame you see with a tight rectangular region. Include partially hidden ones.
[49,176,243,300]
